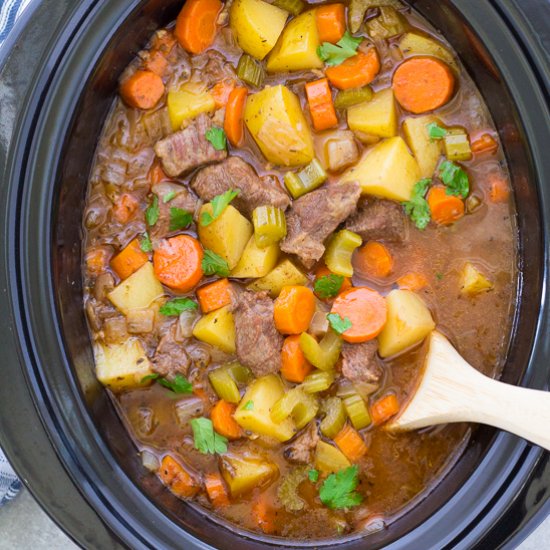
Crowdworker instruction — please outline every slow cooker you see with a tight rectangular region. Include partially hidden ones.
[0,0,548,548]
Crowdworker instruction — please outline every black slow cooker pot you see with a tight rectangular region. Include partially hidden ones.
[0,0,548,548]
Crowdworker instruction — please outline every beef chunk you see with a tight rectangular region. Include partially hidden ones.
[281,181,361,268]
[231,289,283,377]
[154,114,227,177]
[152,323,191,379]
[191,157,290,216]
[345,198,407,243]
[341,340,383,386]
[191,50,236,88]
[284,423,320,464]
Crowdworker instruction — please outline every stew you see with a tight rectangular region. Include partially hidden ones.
[82,0,517,540]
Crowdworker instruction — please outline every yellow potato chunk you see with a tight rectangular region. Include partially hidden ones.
[235,374,296,441]
[378,289,436,358]
[245,84,314,166]
[230,236,279,278]
[399,32,457,70]
[339,137,421,202]
[247,258,308,297]
[347,88,397,139]
[266,10,324,72]
[192,305,236,354]
[94,338,154,392]
[108,262,164,314]
[220,453,279,497]
[198,204,252,270]
[230,0,288,60]
[167,86,215,131]
[402,115,443,178]
[460,262,494,296]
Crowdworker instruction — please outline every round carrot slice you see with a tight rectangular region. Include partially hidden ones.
[392,57,455,114]
[274,285,316,335]
[355,241,393,279]
[175,0,223,54]
[120,70,165,110]
[326,48,380,90]
[331,287,387,343]
[153,235,204,292]
[427,185,465,225]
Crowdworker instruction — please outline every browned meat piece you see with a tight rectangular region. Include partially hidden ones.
[191,50,236,88]
[149,181,199,245]
[154,114,227,177]
[152,323,191,379]
[345,198,407,243]
[283,423,320,464]
[191,157,290,216]
[231,289,283,376]
[281,181,361,268]
[341,340,383,386]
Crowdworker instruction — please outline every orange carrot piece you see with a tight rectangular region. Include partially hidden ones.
[252,494,277,535]
[316,4,346,44]
[212,80,236,109]
[355,241,393,279]
[159,455,200,498]
[113,193,140,224]
[331,287,387,343]
[392,57,455,114]
[175,0,222,54]
[110,239,149,280]
[281,335,313,383]
[196,278,232,313]
[471,133,498,155]
[120,70,165,110]
[315,265,352,296]
[326,47,380,90]
[274,285,316,335]
[149,161,168,185]
[205,472,230,507]
[144,50,169,77]
[397,272,428,292]
[224,87,248,147]
[334,424,368,461]
[488,176,510,203]
[305,78,338,132]
[427,185,465,225]
[371,394,400,425]
[211,400,243,440]
[86,247,111,276]
[153,235,203,292]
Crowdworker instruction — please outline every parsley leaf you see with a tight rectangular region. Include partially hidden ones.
[190,417,228,455]
[169,207,193,231]
[327,313,352,334]
[436,272,444,280]
[202,249,230,277]
[439,160,469,198]
[139,232,153,252]
[315,274,344,299]
[159,297,198,316]
[163,191,176,203]
[244,400,254,411]
[158,374,193,394]
[426,122,448,140]
[146,195,159,226]
[308,469,319,483]
[403,178,432,230]
[200,189,240,227]
[141,373,159,383]
[317,31,362,67]
[319,465,363,510]
[205,126,227,151]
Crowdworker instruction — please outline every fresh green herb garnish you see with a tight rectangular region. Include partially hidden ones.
[159,297,198,316]
[205,126,227,151]
[190,417,228,455]
[200,189,240,227]
[308,469,319,483]
[319,465,363,510]
[139,232,153,252]
[317,31,362,67]
[314,274,345,299]
[169,207,193,231]
[426,122,448,140]
[141,373,193,394]
[141,373,160,383]
[435,272,444,281]
[244,400,254,411]
[146,195,159,226]
[403,178,432,230]
[163,191,176,203]
[439,160,469,198]
[327,313,352,335]
[201,249,230,277]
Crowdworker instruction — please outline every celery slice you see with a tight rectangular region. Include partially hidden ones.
[226,362,253,385]
[208,367,241,403]
[366,7,406,40]
[315,440,351,474]
[444,128,472,162]
[299,330,342,371]
[320,397,347,438]
[237,54,265,88]
[324,229,362,277]
[270,388,318,429]
[342,393,371,430]
[253,206,287,248]
[284,159,327,199]
[301,371,335,393]
[272,0,305,16]
[334,86,373,110]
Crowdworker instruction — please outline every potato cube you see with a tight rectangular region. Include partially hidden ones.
[219,453,279,497]
[402,115,443,178]
[314,441,350,474]
[399,32,457,70]
[192,305,236,354]
[347,88,397,139]
[247,259,308,297]
[460,262,494,296]
[230,236,279,278]
[167,87,215,131]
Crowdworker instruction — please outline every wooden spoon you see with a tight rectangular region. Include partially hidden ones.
[385,331,550,451]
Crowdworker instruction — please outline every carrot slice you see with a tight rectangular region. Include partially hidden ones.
[149,161,168,185]
[196,278,232,313]
[112,193,139,224]
[153,235,203,292]
[205,473,230,507]
[471,133,498,155]
[392,57,455,114]
[488,176,510,203]
[371,394,399,425]
[315,265,352,296]
[334,424,368,461]
[325,48,380,90]
[212,80,236,109]
[175,0,222,54]
[427,185,465,225]
[110,239,148,280]
[316,4,346,44]
[86,247,111,276]
[144,50,169,77]
[211,400,243,440]
[355,241,393,279]
[281,335,313,383]
[120,70,165,110]
[224,87,248,147]
[159,455,200,498]
[274,285,316,335]
[331,287,387,343]
[397,272,428,292]
[252,494,277,535]
[305,78,338,132]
